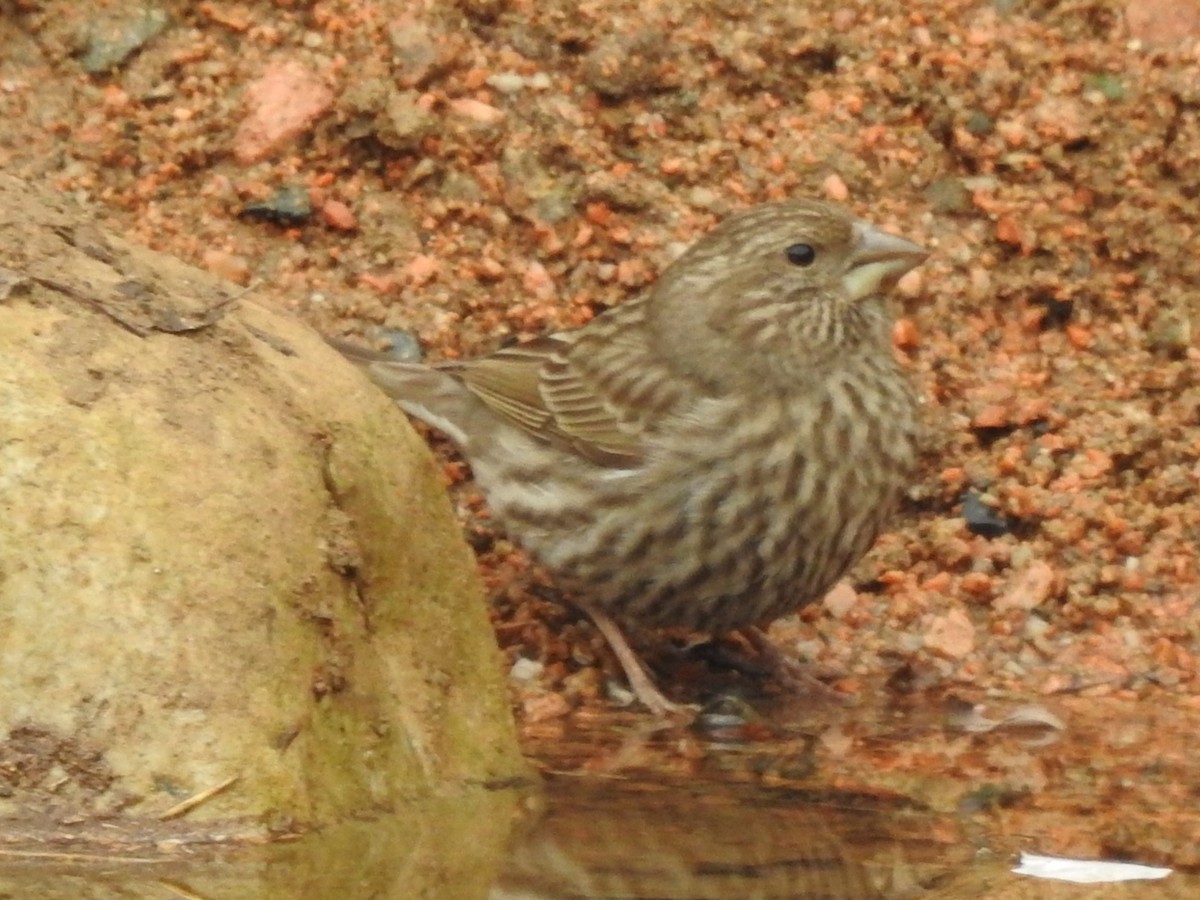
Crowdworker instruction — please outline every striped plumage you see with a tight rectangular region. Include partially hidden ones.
[335,200,926,713]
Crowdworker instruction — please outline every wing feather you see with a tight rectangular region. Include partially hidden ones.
[444,341,555,435]
[449,306,677,467]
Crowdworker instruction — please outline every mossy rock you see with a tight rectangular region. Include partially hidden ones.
[0,174,530,858]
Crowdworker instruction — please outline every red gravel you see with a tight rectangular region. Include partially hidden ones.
[2,0,1198,712]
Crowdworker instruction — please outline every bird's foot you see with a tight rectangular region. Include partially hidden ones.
[578,601,697,718]
[739,627,852,704]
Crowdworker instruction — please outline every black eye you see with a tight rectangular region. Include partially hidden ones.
[785,243,816,267]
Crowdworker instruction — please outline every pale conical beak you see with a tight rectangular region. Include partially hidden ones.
[842,221,927,301]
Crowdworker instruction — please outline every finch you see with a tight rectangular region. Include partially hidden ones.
[333,200,926,714]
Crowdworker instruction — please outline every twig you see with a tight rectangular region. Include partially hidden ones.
[158,775,240,821]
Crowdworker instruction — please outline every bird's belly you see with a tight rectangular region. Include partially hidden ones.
[477,394,916,635]
[600,462,902,631]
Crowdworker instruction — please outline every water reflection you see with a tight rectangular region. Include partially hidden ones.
[0,788,524,900]
[7,692,1200,898]
[495,775,956,898]
[497,692,1200,898]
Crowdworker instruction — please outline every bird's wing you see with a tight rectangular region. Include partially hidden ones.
[445,337,563,437]
[450,310,669,467]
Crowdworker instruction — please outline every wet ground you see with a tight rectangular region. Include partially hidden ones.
[5,692,1200,897]
[3,1,1200,896]
[499,691,1200,898]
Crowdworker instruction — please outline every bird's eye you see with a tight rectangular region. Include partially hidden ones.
[785,243,816,267]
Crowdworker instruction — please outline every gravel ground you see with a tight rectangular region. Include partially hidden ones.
[3,0,1198,721]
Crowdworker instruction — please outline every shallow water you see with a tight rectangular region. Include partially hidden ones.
[4,691,1199,898]
[495,770,958,897]
[497,690,1200,898]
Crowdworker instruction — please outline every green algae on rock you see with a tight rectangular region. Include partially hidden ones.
[0,175,530,851]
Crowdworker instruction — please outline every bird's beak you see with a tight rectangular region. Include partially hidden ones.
[842,221,928,301]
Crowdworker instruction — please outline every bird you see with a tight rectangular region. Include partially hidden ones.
[331,199,927,715]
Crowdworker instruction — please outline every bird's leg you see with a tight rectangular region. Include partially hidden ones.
[741,626,848,702]
[577,600,695,717]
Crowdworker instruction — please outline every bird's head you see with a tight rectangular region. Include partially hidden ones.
[647,200,927,388]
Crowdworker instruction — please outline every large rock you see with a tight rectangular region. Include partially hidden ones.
[0,175,529,858]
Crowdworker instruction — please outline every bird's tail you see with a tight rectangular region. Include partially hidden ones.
[326,336,475,448]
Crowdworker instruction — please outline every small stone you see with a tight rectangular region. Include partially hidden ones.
[202,249,251,285]
[240,186,313,226]
[486,73,527,94]
[1146,307,1192,356]
[1085,73,1126,102]
[581,33,675,99]
[372,330,423,363]
[320,199,357,232]
[80,6,169,74]
[923,177,971,214]
[896,269,923,299]
[962,490,1010,538]
[234,60,334,164]
[521,691,571,723]
[447,97,506,125]
[965,110,994,135]
[386,22,442,88]
[379,90,435,152]
[688,187,720,209]
[822,173,849,202]
[923,606,976,659]
[822,581,858,619]
[509,657,544,682]
[972,404,1012,430]
[995,561,1057,612]
[1125,0,1200,46]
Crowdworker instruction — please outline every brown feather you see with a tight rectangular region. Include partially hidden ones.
[447,326,652,467]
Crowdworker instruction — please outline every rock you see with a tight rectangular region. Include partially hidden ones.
[923,606,976,659]
[319,197,358,232]
[80,5,169,74]
[0,175,528,854]
[581,32,678,99]
[821,581,859,619]
[923,177,971,214]
[233,60,334,164]
[1126,0,1200,46]
[995,561,1059,612]
[381,88,436,152]
[386,21,443,88]
[239,184,313,226]
[962,490,1011,538]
